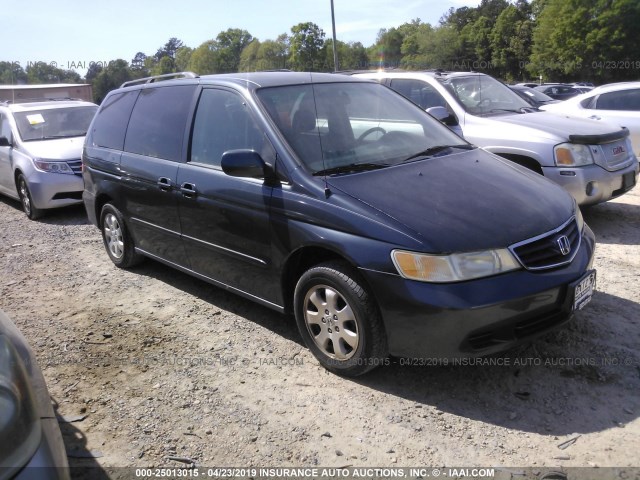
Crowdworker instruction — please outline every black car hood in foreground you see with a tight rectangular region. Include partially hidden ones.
[326,149,575,253]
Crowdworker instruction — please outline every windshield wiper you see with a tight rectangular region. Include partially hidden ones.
[486,108,527,114]
[402,144,473,163]
[313,162,389,176]
[34,134,85,140]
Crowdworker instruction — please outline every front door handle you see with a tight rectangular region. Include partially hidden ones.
[180,182,197,198]
[157,177,172,191]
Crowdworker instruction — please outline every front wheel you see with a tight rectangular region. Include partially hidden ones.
[294,261,388,376]
[17,174,43,220]
[100,203,143,268]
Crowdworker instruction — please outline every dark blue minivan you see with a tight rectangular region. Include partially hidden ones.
[82,72,596,376]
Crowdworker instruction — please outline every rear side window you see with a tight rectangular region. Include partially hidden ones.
[595,89,640,111]
[91,90,139,150]
[389,79,448,110]
[124,85,196,161]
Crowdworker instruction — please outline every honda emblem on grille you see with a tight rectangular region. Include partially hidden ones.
[556,235,571,256]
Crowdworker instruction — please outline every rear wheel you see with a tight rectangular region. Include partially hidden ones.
[294,261,388,376]
[17,174,43,220]
[100,203,143,268]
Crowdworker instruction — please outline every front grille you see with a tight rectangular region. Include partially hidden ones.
[510,217,581,270]
[67,159,82,176]
[601,140,632,171]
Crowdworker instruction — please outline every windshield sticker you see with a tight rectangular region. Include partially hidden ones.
[26,113,46,125]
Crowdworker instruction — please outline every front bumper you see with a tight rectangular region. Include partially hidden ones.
[362,225,596,359]
[542,160,638,206]
[24,170,84,210]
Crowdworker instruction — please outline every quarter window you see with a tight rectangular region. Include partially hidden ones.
[124,85,196,161]
[389,79,448,110]
[595,89,640,111]
[91,90,139,150]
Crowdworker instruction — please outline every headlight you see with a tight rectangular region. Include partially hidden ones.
[33,159,75,175]
[391,248,521,283]
[0,335,41,473]
[554,143,594,167]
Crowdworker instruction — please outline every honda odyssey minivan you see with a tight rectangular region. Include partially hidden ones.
[0,99,98,219]
[83,72,596,376]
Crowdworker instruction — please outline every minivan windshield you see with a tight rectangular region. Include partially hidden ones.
[14,106,98,142]
[443,75,532,116]
[256,82,470,175]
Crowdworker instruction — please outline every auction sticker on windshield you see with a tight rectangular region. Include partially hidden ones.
[573,270,596,311]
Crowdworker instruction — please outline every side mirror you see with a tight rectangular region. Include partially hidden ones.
[426,106,458,127]
[221,149,267,178]
[0,136,11,148]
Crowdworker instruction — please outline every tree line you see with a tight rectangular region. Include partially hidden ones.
[1,0,638,104]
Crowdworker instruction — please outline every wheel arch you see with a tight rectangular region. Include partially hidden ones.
[281,245,371,314]
[496,153,544,175]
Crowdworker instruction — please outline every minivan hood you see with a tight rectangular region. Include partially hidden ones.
[326,149,575,253]
[18,136,85,160]
[498,111,623,141]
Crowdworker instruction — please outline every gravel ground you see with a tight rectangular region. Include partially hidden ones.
[0,188,639,479]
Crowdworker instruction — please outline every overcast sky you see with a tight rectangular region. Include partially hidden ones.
[3,0,479,74]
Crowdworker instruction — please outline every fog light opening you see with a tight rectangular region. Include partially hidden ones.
[586,181,598,197]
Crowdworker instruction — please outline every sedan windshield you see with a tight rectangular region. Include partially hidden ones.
[14,106,97,141]
[444,75,531,116]
[256,82,468,175]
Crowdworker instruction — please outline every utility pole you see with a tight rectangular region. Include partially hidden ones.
[330,0,339,71]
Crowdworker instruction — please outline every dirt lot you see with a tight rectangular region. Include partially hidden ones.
[0,188,639,478]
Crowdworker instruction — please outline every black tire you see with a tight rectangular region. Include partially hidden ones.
[100,203,143,268]
[294,261,388,376]
[17,174,43,220]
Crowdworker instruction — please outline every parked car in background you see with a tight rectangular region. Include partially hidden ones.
[84,72,596,376]
[0,99,98,219]
[509,85,560,108]
[0,308,69,479]
[352,70,638,206]
[541,82,640,158]
[515,82,540,89]
[534,84,582,100]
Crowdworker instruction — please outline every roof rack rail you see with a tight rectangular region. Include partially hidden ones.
[0,97,83,104]
[120,72,199,88]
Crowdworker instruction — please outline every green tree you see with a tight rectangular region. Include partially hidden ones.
[255,37,289,70]
[85,63,103,83]
[188,41,220,74]
[239,40,261,71]
[175,47,194,72]
[368,27,403,67]
[215,28,253,72]
[490,2,533,80]
[289,22,325,71]
[529,0,640,82]
[26,63,81,84]
[92,59,132,104]
[154,37,184,62]
[0,61,27,84]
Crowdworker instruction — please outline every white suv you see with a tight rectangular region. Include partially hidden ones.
[0,99,98,219]
[353,71,638,206]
